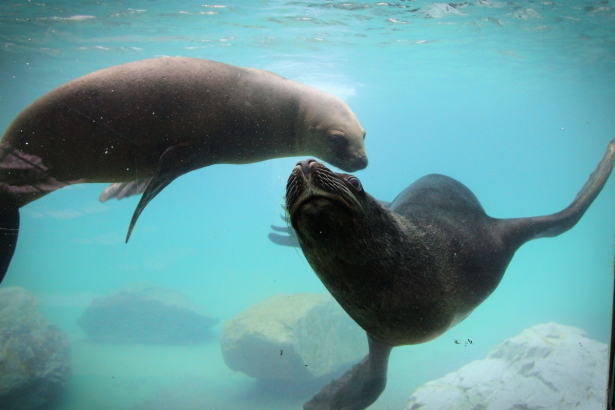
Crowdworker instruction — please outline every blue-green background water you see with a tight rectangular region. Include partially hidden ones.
[0,0,614,409]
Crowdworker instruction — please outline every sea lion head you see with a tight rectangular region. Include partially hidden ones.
[287,159,369,236]
[299,92,367,173]
[286,159,394,276]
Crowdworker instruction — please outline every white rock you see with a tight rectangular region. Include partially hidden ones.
[405,323,608,410]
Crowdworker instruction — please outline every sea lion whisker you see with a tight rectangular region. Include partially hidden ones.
[286,179,303,208]
[314,173,346,194]
[284,210,301,249]
[312,172,361,210]
[289,193,354,219]
[287,178,301,195]
[314,169,347,188]
[314,173,339,187]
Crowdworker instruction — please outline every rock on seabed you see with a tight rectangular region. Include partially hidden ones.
[0,287,71,410]
[405,322,607,410]
[220,293,368,381]
[77,283,218,344]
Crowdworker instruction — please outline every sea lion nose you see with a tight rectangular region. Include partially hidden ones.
[354,154,368,171]
[297,159,317,177]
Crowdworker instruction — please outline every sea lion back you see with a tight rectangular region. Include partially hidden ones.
[390,174,486,218]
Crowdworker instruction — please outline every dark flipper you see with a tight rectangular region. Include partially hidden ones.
[0,142,75,206]
[269,209,300,248]
[499,138,615,248]
[304,335,392,410]
[268,224,299,247]
[268,233,296,247]
[125,141,211,243]
[0,194,19,283]
[99,178,152,202]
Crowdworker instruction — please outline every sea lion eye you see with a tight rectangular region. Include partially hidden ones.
[329,132,349,153]
[347,176,362,191]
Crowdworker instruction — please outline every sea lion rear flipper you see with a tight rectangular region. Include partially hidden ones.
[125,141,211,243]
[304,335,392,410]
[0,194,19,284]
[0,142,72,204]
[99,178,153,202]
[500,138,615,247]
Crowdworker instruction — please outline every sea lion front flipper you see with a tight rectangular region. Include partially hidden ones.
[304,335,392,410]
[99,178,152,202]
[268,226,298,247]
[125,141,212,243]
[269,201,391,249]
[499,138,615,248]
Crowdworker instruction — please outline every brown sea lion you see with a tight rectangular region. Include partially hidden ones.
[0,57,367,282]
[285,139,615,410]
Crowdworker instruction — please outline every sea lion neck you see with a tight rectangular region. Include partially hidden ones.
[293,85,330,155]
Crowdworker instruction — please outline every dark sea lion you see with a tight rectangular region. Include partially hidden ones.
[284,139,615,410]
[0,57,367,282]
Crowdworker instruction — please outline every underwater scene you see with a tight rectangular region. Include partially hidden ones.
[0,0,614,409]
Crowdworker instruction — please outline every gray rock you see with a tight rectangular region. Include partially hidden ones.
[405,322,607,410]
[76,284,218,344]
[220,293,368,381]
[0,287,71,410]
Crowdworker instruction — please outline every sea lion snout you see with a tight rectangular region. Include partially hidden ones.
[286,160,364,232]
[297,159,318,178]
[343,153,368,173]
[286,160,322,212]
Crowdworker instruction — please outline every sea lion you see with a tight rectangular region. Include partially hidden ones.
[284,139,615,410]
[0,57,367,282]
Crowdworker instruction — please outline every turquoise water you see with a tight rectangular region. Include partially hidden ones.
[0,0,614,409]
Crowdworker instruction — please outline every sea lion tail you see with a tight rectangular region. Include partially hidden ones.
[499,138,615,247]
[303,335,392,410]
[0,194,19,283]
